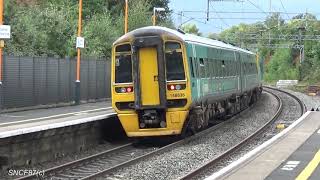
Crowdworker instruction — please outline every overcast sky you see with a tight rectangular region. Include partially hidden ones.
[169,0,319,35]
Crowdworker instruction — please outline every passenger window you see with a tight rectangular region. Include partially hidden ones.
[209,59,214,77]
[200,61,205,78]
[115,55,132,83]
[205,58,211,78]
[194,58,198,77]
[216,60,221,77]
[199,58,205,66]
[216,60,222,77]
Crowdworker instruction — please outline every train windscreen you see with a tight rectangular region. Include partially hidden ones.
[165,42,185,81]
[115,55,132,83]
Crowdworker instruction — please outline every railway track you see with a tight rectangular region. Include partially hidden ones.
[17,87,305,180]
[17,109,248,180]
[178,86,306,180]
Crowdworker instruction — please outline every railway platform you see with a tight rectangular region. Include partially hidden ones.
[0,101,115,138]
[206,111,320,180]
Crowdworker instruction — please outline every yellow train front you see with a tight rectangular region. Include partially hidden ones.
[111,27,192,137]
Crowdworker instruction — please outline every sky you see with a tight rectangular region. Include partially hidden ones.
[169,0,320,35]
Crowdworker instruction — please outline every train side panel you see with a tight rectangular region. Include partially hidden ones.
[185,42,240,103]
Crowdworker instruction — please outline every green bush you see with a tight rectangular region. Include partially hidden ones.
[264,48,299,82]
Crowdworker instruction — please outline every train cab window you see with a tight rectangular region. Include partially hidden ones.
[115,43,132,83]
[165,42,181,50]
[166,51,185,80]
[116,44,131,52]
[165,42,185,81]
[115,55,132,83]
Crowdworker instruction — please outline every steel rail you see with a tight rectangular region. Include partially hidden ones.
[79,105,259,180]
[263,86,307,115]
[17,87,303,180]
[16,142,133,180]
[178,90,284,180]
[80,119,234,180]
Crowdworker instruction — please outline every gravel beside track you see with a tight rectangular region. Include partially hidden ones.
[190,87,307,179]
[280,88,320,110]
[105,92,279,180]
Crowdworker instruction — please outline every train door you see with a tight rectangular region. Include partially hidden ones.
[236,52,242,92]
[139,47,160,106]
[192,44,201,98]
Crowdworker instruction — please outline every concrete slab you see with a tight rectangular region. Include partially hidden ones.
[0,101,111,123]
[267,122,320,180]
[0,101,116,138]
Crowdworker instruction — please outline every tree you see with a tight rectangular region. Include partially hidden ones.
[5,0,173,57]
[181,23,201,36]
[6,4,77,57]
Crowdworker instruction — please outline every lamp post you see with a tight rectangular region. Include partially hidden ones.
[124,0,128,34]
[152,7,165,26]
[0,0,3,110]
[75,0,83,105]
[0,0,3,86]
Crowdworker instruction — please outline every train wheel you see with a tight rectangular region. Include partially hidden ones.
[189,107,205,134]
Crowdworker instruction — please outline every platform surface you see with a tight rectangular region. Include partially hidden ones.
[267,113,320,180]
[208,111,320,180]
[0,101,115,138]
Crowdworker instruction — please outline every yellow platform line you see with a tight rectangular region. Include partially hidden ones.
[296,149,320,180]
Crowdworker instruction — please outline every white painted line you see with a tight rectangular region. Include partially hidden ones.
[205,111,312,180]
[0,114,25,118]
[0,113,116,138]
[73,112,89,116]
[281,161,300,171]
[0,107,113,127]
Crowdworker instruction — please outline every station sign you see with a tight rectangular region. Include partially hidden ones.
[0,25,11,39]
[76,37,85,48]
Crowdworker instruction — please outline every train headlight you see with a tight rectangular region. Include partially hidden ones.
[115,86,133,93]
[167,84,186,91]
[120,87,127,93]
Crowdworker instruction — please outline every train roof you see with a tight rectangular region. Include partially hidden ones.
[114,26,255,55]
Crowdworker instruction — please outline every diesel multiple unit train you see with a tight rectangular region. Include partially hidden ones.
[111,26,262,137]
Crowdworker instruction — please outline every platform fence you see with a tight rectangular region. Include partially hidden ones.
[0,56,111,111]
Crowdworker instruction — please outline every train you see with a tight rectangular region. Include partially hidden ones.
[111,26,262,137]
